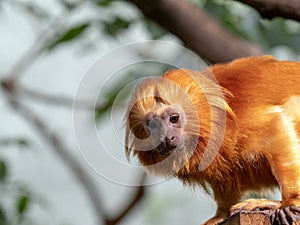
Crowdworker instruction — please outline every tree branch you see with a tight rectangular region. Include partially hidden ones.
[1,80,108,225]
[6,1,77,80]
[19,85,95,109]
[1,79,148,225]
[106,173,147,225]
[0,137,30,149]
[235,0,300,22]
[18,85,127,111]
[128,0,261,63]
[220,211,272,225]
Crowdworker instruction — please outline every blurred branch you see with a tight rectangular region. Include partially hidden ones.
[128,0,261,63]
[1,79,108,225]
[0,137,30,149]
[20,85,95,109]
[236,0,300,22]
[7,1,76,80]
[19,83,131,119]
[9,43,45,80]
[1,79,148,225]
[19,85,127,112]
[106,173,147,225]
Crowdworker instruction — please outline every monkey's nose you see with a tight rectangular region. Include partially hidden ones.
[166,135,177,149]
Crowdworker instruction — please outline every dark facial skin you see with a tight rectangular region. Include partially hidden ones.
[144,107,184,155]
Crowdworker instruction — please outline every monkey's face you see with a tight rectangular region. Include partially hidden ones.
[125,76,201,175]
[127,103,195,175]
[140,105,185,156]
[125,70,233,175]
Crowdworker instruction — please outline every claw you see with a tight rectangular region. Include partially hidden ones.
[224,199,300,224]
[276,206,300,225]
[230,199,281,216]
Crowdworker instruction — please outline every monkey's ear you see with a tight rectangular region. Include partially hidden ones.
[124,106,149,161]
[124,101,133,161]
[125,122,132,161]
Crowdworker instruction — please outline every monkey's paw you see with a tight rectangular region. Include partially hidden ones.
[230,199,281,223]
[276,205,300,225]
[230,199,300,224]
[230,198,281,216]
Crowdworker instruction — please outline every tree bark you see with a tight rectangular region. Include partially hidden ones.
[128,0,261,63]
[236,0,300,22]
[220,212,272,225]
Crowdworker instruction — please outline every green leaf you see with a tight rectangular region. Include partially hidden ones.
[95,78,131,121]
[103,17,131,37]
[93,0,118,7]
[0,137,30,150]
[0,161,7,182]
[59,0,79,11]
[144,19,167,39]
[17,195,30,216]
[17,139,30,148]
[95,91,121,120]
[95,102,112,120]
[47,23,90,50]
[201,0,253,40]
[0,204,6,224]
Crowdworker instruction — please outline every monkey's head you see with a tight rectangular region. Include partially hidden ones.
[125,69,233,176]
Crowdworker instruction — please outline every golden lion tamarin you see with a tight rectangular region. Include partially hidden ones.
[125,56,300,225]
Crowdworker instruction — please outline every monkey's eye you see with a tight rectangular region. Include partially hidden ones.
[170,114,179,124]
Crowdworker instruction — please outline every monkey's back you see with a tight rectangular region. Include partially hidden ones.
[211,56,300,114]
[210,56,300,193]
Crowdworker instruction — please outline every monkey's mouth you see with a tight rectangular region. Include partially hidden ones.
[155,142,176,156]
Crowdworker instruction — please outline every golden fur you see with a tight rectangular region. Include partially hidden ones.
[125,56,300,224]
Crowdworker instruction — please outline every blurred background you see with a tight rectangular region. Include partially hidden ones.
[0,0,300,225]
